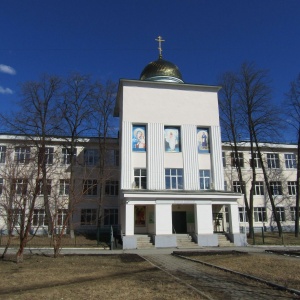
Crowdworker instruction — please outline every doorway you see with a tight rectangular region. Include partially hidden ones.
[172,211,187,233]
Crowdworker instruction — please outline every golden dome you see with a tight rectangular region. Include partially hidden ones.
[140,58,183,83]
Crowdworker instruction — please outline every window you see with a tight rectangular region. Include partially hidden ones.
[105,180,119,196]
[11,209,22,227]
[224,181,227,191]
[250,153,261,168]
[15,147,30,164]
[267,153,280,169]
[106,149,119,166]
[83,180,98,196]
[233,181,245,193]
[12,179,28,195]
[104,208,118,226]
[84,149,99,166]
[0,146,6,163]
[45,147,54,165]
[239,207,248,222]
[62,148,77,165]
[59,179,70,195]
[254,181,264,195]
[225,207,229,222]
[276,207,286,222]
[270,181,282,196]
[32,209,48,226]
[231,152,244,168]
[285,154,296,169]
[254,207,267,222]
[81,209,97,225]
[165,169,183,190]
[288,181,297,196]
[38,180,51,195]
[222,152,226,168]
[290,207,297,221]
[0,178,3,195]
[134,169,147,189]
[199,170,210,190]
[57,209,68,226]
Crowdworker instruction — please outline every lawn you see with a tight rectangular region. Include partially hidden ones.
[0,254,201,300]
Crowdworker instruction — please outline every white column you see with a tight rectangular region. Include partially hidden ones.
[210,125,224,190]
[195,203,213,234]
[182,124,199,190]
[121,121,133,189]
[155,202,172,235]
[125,204,135,235]
[228,203,240,234]
[148,123,165,190]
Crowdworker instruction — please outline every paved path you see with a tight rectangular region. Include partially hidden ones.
[142,254,297,299]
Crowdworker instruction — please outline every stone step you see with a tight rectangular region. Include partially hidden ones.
[136,235,154,249]
[217,234,234,247]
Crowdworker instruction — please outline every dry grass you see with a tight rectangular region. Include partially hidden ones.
[0,234,112,249]
[0,254,202,300]
[189,252,300,291]
[247,232,300,246]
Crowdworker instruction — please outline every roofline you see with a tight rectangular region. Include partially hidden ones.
[114,78,222,117]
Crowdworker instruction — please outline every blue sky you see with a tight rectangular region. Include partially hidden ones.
[1,0,300,124]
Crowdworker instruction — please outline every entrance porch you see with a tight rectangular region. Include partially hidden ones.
[121,193,246,249]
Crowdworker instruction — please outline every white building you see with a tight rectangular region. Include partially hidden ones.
[114,53,245,248]
[0,46,297,249]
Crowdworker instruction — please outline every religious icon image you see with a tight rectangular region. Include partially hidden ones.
[197,128,209,153]
[164,128,180,152]
[135,206,146,226]
[132,126,146,151]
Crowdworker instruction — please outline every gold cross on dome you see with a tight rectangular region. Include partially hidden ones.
[155,36,165,58]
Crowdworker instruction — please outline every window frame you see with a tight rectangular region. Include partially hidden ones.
[199,170,210,190]
[165,168,183,190]
[80,208,97,226]
[276,207,286,222]
[62,148,77,165]
[287,181,297,196]
[59,179,70,196]
[105,180,119,196]
[84,149,99,166]
[267,153,280,169]
[231,152,244,168]
[270,181,282,196]
[134,169,147,189]
[32,209,48,227]
[83,179,98,196]
[239,207,248,222]
[0,146,6,164]
[285,153,296,169]
[232,181,245,193]
[104,208,118,226]
[254,181,264,195]
[14,147,30,164]
[254,207,267,222]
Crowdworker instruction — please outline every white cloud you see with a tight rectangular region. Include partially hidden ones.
[0,64,16,75]
[0,86,13,94]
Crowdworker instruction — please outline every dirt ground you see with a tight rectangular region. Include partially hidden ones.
[181,251,300,291]
[0,251,300,299]
[0,254,202,300]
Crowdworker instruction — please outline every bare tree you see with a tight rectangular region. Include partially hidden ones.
[0,75,62,235]
[90,80,118,240]
[219,62,283,236]
[286,74,300,237]
[59,73,94,238]
[219,71,253,236]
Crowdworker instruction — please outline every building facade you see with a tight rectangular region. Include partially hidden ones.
[0,51,298,249]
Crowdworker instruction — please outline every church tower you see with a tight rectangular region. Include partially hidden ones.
[114,36,245,249]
